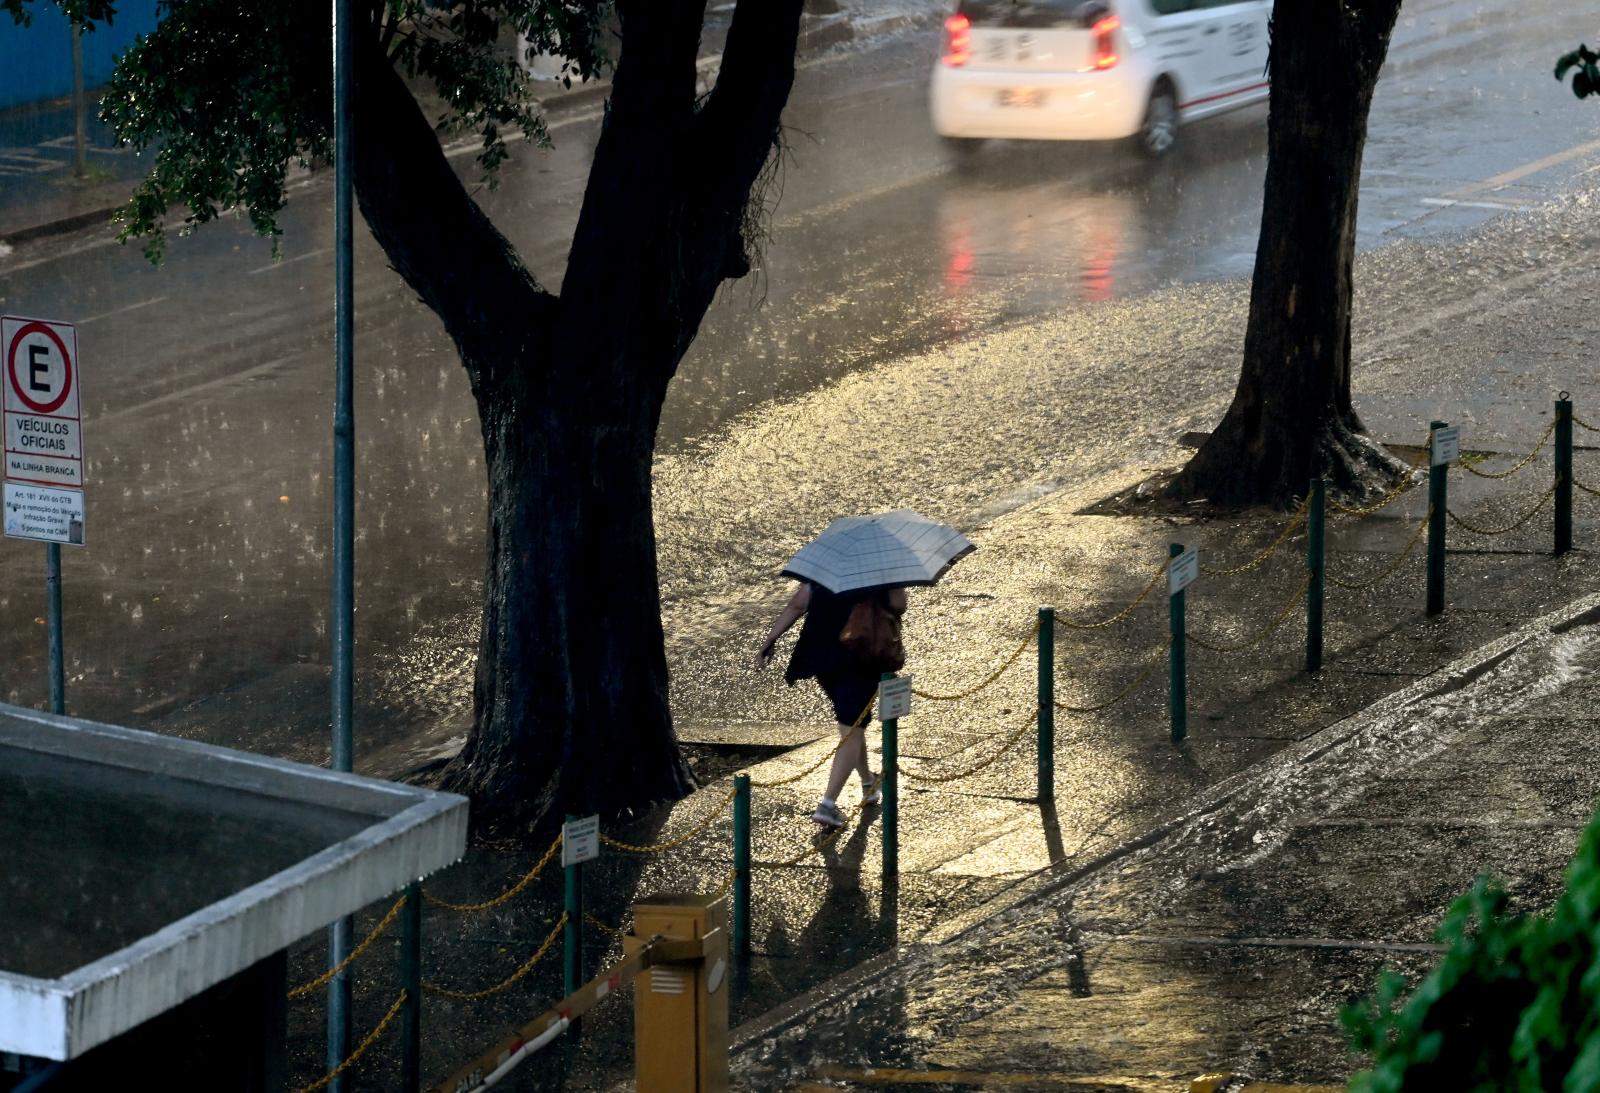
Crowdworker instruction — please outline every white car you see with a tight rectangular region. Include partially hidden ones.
[930,0,1271,157]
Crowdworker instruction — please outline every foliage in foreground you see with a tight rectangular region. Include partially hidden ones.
[1343,808,1600,1091]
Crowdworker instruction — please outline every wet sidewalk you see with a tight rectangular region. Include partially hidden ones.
[731,593,1600,1090]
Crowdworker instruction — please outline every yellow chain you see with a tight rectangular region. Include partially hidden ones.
[1054,638,1171,714]
[1573,411,1600,432]
[286,894,408,1001]
[293,991,408,1093]
[583,912,628,940]
[1329,473,1422,518]
[897,708,1038,784]
[1185,570,1313,654]
[1575,476,1600,497]
[1054,562,1166,631]
[425,833,563,914]
[598,786,740,854]
[1200,496,1310,577]
[758,812,849,867]
[1446,483,1556,537]
[1326,507,1432,591]
[423,913,567,1002]
[711,869,737,899]
[1456,419,1557,480]
[912,619,1040,701]
[750,699,874,789]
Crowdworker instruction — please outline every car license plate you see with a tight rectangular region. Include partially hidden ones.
[998,88,1044,108]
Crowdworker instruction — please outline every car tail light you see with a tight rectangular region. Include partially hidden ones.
[942,12,971,67]
[1092,15,1119,69]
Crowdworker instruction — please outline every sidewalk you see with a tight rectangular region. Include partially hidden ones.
[733,594,1600,1090]
[0,0,944,248]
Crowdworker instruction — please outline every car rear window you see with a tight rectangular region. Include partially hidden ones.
[957,1,1094,29]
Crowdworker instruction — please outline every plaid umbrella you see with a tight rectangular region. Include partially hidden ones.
[781,509,975,594]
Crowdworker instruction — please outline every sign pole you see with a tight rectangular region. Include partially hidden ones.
[327,0,357,1072]
[45,543,64,714]
[1556,396,1573,556]
[1036,606,1054,802]
[733,774,751,960]
[880,672,900,885]
[1306,478,1326,674]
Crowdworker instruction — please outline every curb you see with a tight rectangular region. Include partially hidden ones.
[730,589,1600,1056]
[0,7,926,251]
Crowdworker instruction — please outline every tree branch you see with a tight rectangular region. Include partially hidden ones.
[695,0,805,192]
[352,33,556,396]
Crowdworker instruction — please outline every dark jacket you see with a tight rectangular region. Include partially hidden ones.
[784,583,899,685]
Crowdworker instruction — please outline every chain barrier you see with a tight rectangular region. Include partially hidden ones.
[1447,483,1557,537]
[911,618,1040,701]
[584,912,628,941]
[1199,496,1310,577]
[1326,507,1432,592]
[1054,637,1171,713]
[286,893,408,1001]
[1328,472,1422,518]
[1575,475,1600,498]
[1186,571,1313,655]
[750,698,873,788]
[1574,411,1600,432]
[897,707,1038,784]
[424,913,568,1003]
[757,812,848,868]
[598,785,740,855]
[1456,419,1557,480]
[426,834,563,914]
[1055,561,1166,630]
[294,990,408,1093]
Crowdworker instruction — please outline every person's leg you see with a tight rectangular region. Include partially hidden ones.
[823,723,862,803]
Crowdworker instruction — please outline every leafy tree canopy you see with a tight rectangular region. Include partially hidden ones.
[7,0,612,258]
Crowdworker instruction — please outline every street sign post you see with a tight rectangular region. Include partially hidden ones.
[1430,425,1461,467]
[3,315,84,717]
[1168,547,1199,596]
[562,815,601,867]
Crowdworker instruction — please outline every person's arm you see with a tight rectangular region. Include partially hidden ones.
[754,582,812,670]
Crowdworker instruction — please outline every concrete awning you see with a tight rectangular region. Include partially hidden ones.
[0,702,468,1061]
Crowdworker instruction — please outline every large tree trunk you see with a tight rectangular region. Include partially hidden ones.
[1172,0,1407,508]
[352,0,803,832]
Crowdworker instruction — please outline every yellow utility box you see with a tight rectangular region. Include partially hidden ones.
[627,892,730,1093]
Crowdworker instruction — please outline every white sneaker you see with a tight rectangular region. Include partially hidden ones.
[860,773,883,807]
[811,801,846,829]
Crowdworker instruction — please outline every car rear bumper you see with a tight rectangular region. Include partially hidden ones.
[930,66,1148,142]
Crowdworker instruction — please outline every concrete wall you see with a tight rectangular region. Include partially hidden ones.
[0,1,160,111]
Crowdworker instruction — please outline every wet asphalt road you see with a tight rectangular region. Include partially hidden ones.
[0,0,1598,762]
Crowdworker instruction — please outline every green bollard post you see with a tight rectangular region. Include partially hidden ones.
[1557,396,1574,555]
[1037,606,1055,802]
[400,882,422,1093]
[563,815,582,1003]
[1427,421,1449,616]
[881,672,898,884]
[1169,544,1187,744]
[733,774,751,959]
[1306,478,1326,673]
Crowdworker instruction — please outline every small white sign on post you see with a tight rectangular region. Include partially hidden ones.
[1168,548,1199,596]
[561,814,600,867]
[878,675,913,721]
[3,481,84,545]
[1431,425,1461,467]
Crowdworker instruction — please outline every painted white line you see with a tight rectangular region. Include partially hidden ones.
[1420,197,1525,212]
[247,247,329,275]
[77,296,168,325]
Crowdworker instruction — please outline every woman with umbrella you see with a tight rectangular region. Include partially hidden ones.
[754,511,974,829]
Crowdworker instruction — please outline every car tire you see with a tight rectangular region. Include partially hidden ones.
[1135,81,1178,158]
[941,136,985,165]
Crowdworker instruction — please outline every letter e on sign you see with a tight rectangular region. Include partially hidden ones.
[3,317,78,419]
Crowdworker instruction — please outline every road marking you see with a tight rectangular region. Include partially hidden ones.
[1419,197,1525,212]
[247,247,328,275]
[77,296,167,325]
[1452,137,1600,197]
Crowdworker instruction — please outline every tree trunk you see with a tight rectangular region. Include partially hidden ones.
[350,0,804,832]
[1172,0,1406,508]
